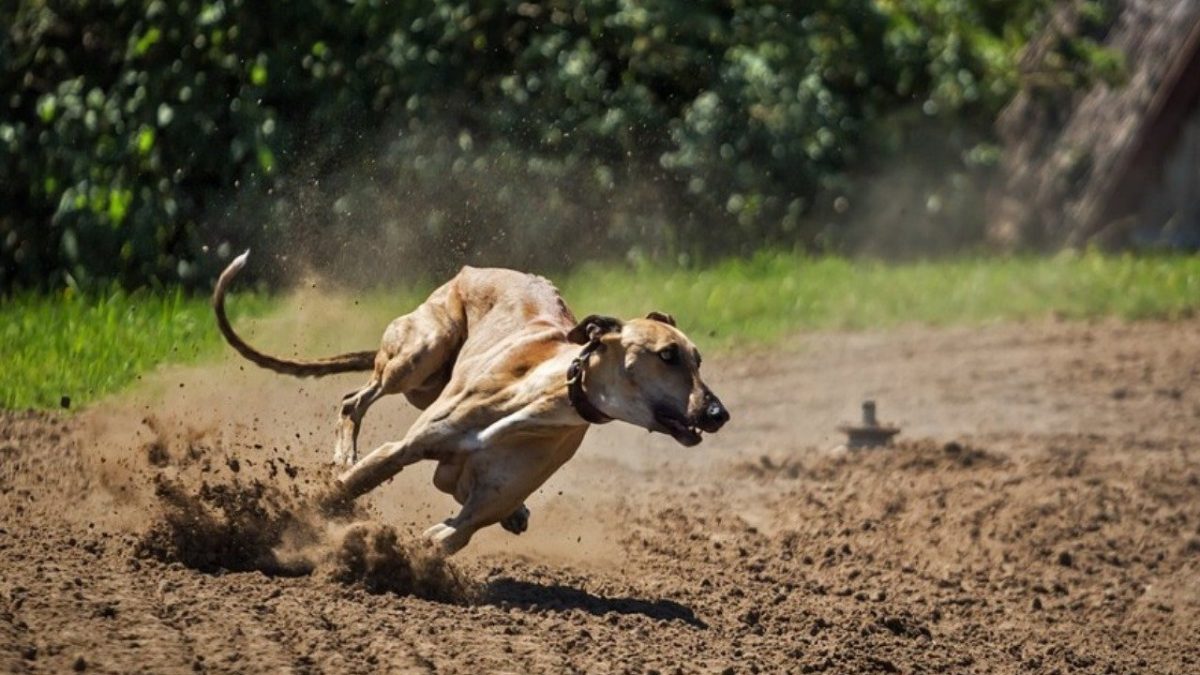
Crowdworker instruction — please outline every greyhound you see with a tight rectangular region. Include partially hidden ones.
[213,252,729,554]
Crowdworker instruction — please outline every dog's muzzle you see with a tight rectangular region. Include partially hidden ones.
[657,390,730,447]
[697,391,730,433]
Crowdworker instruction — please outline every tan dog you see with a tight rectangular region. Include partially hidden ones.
[213,252,729,554]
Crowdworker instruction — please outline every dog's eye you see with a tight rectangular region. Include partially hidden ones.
[659,346,679,364]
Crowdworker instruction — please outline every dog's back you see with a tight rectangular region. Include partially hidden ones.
[451,266,577,348]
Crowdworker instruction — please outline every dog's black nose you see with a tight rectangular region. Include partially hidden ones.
[707,402,729,425]
[701,392,730,431]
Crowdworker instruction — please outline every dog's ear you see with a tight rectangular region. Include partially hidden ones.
[567,315,623,344]
[645,311,676,327]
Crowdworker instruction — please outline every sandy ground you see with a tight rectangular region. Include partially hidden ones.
[2,314,1199,673]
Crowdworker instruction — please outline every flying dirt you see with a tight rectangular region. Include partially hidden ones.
[2,312,1198,673]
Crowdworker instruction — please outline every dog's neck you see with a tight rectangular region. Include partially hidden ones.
[566,340,614,425]
[556,339,659,433]
[515,338,651,433]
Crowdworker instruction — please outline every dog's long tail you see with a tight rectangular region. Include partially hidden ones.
[212,250,376,377]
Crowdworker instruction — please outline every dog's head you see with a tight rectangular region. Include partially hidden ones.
[568,312,730,446]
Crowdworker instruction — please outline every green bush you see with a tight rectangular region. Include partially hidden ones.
[1,0,1099,291]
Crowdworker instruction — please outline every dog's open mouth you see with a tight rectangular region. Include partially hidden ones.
[655,410,703,447]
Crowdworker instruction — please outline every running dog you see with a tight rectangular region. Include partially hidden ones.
[212,252,729,554]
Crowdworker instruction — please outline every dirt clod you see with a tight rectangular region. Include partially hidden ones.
[137,475,318,576]
[328,523,475,602]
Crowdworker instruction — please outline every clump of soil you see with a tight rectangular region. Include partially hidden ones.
[137,471,475,601]
[327,522,476,603]
[132,422,472,603]
[137,475,322,576]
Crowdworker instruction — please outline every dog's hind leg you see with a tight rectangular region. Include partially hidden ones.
[333,381,384,466]
[330,281,464,466]
[422,487,505,555]
[432,461,528,535]
[423,450,557,554]
[499,504,530,534]
[423,485,528,555]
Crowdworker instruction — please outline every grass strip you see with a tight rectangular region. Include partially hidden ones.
[5,251,1198,410]
[1,288,270,409]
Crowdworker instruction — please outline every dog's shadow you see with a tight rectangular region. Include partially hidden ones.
[483,577,707,629]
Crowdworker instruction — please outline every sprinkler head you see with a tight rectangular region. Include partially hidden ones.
[837,400,900,449]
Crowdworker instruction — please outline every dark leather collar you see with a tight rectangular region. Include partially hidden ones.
[566,339,613,424]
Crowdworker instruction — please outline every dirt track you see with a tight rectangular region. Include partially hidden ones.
[2,317,1199,673]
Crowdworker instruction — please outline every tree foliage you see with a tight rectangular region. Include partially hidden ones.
[1,0,1099,291]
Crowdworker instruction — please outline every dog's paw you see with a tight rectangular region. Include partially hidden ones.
[422,522,454,541]
[422,521,467,556]
[500,504,530,535]
[330,445,357,468]
[313,483,357,519]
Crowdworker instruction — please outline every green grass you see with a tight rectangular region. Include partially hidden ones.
[1,288,271,410]
[4,251,1199,410]
[559,251,1200,346]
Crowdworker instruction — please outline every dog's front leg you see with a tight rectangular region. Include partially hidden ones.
[331,423,471,502]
